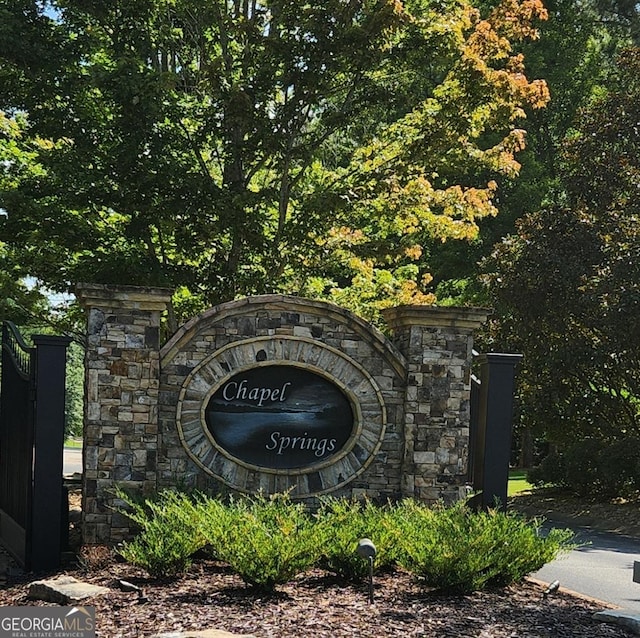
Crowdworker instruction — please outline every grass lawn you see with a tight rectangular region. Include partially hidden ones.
[508,469,533,496]
[64,438,83,448]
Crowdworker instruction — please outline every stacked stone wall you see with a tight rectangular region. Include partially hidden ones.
[381,306,489,503]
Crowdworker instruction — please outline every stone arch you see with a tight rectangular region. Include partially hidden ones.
[158,295,406,498]
[160,295,406,378]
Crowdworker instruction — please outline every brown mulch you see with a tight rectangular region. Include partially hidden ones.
[0,552,631,637]
[0,488,636,637]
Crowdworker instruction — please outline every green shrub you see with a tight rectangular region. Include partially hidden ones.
[316,498,402,581]
[116,489,206,578]
[527,452,567,487]
[466,510,575,588]
[206,493,322,592]
[194,494,234,561]
[114,490,571,594]
[395,500,574,594]
[394,500,483,593]
[598,438,640,497]
[563,439,603,494]
[529,437,640,497]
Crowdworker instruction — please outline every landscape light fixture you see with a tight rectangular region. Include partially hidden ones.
[543,580,560,599]
[117,579,148,603]
[357,538,377,604]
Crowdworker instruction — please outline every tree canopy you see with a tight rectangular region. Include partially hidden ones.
[485,48,640,451]
[0,0,548,323]
[426,0,614,305]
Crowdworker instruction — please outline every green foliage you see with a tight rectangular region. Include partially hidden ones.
[192,494,233,562]
[560,440,603,493]
[206,494,322,592]
[427,0,612,305]
[485,49,640,482]
[394,500,574,594]
[115,491,570,593]
[599,439,640,495]
[315,498,401,580]
[527,453,567,488]
[117,489,206,578]
[529,438,640,496]
[64,340,84,438]
[0,271,49,327]
[0,0,548,320]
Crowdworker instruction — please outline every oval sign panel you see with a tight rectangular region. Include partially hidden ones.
[205,366,355,470]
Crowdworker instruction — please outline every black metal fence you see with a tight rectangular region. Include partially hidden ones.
[0,322,71,571]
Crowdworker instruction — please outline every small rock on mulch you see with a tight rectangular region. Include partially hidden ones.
[27,575,110,604]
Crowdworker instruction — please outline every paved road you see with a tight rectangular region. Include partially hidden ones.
[63,447,83,475]
[534,520,640,612]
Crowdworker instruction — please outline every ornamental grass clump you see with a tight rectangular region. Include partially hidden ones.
[395,500,575,594]
[116,489,206,578]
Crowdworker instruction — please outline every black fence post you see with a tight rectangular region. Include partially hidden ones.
[473,353,522,511]
[30,334,71,572]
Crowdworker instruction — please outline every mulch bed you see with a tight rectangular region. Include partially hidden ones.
[0,555,631,637]
[0,489,635,636]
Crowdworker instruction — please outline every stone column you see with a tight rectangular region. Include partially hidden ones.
[76,283,172,544]
[381,305,489,503]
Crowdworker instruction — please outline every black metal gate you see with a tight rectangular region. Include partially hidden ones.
[0,322,71,571]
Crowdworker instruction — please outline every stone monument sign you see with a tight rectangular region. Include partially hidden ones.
[77,284,488,544]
